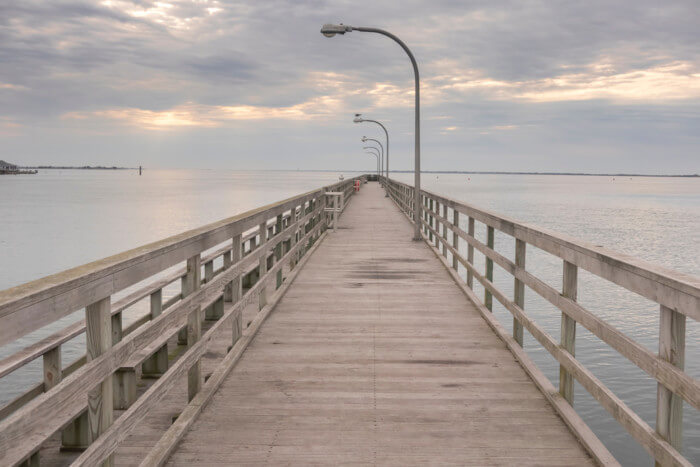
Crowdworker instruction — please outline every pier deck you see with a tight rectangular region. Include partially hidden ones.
[4,176,697,466]
[166,183,593,465]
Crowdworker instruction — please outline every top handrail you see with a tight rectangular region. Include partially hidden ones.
[386,178,700,321]
[0,181,350,347]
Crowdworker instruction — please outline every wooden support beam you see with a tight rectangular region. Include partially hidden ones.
[655,304,686,461]
[203,260,216,320]
[258,221,268,310]
[467,217,475,289]
[185,255,202,402]
[485,226,494,311]
[514,239,526,346]
[178,254,201,344]
[142,289,167,377]
[86,296,113,466]
[452,210,459,270]
[560,261,577,405]
[275,214,283,288]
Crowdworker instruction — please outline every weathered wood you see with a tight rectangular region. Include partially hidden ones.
[0,192,336,466]
[409,183,699,321]
[164,183,596,467]
[86,296,114,466]
[186,255,202,402]
[258,221,268,310]
[514,239,526,347]
[452,210,459,270]
[0,184,343,347]
[71,206,329,467]
[441,203,448,257]
[425,204,700,411]
[43,345,61,391]
[203,260,215,320]
[275,213,284,288]
[560,261,577,405]
[142,289,168,377]
[467,216,475,289]
[485,225,494,311]
[419,217,690,466]
[656,305,685,457]
[422,226,618,467]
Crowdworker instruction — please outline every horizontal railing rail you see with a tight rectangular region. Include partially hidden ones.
[383,176,699,467]
[0,176,359,466]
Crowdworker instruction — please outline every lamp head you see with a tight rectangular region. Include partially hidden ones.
[353,113,363,123]
[320,23,352,37]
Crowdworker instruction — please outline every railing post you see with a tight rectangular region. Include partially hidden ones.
[186,254,202,402]
[258,221,268,310]
[441,204,448,258]
[86,296,113,466]
[203,260,220,321]
[513,239,526,346]
[111,311,129,410]
[26,346,63,464]
[485,226,494,311]
[560,260,577,405]
[655,305,685,459]
[452,210,459,270]
[275,213,283,288]
[467,217,475,289]
[229,234,243,350]
[428,198,434,242]
[142,289,167,377]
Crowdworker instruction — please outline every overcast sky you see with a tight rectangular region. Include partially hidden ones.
[1,1,698,173]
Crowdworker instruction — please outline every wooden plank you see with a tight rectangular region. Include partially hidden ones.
[426,204,700,411]
[85,296,113,466]
[163,184,597,467]
[408,182,699,321]
[560,261,577,405]
[0,183,359,346]
[70,207,329,467]
[513,239,525,347]
[656,305,686,457]
[485,225,494,311]
[421,217,689,466]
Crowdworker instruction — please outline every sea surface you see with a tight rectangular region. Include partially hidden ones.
[1,169,698,465]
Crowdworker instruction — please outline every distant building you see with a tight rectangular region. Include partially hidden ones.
[0,160,18,171]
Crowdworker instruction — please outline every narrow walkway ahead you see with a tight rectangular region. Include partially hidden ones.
[167,182,593,466]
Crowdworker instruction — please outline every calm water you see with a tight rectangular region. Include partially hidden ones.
[1,169,698,465]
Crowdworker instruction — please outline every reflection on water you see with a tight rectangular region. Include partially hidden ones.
[1,170,698,465]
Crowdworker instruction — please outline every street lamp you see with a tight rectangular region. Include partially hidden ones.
[361,136,385,192]
[321,23,421,240]
[363,151,380,180]
[355,114,389,183]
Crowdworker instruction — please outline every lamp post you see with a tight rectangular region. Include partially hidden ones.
[364,151,380,180]
[355,114,389,182]
[361,136,386,192]
[321,23,421,241]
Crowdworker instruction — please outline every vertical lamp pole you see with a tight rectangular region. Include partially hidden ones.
[355,114,389,182]
[363,151,380,180]
[322,24,421,240]
[361,136,387,193]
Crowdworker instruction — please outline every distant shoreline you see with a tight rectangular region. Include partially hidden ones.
[21,166,133,170]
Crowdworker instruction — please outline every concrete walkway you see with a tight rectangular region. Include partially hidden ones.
[166,182,593,466]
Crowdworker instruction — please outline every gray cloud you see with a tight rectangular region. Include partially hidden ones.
[0,0,698,173]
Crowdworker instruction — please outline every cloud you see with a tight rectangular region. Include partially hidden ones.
[0,0,698,172]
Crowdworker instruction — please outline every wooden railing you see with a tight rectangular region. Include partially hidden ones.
[0,177,359,466]
[384,177,699,467]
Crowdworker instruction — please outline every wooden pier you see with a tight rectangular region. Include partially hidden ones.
[0,177,698,466]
